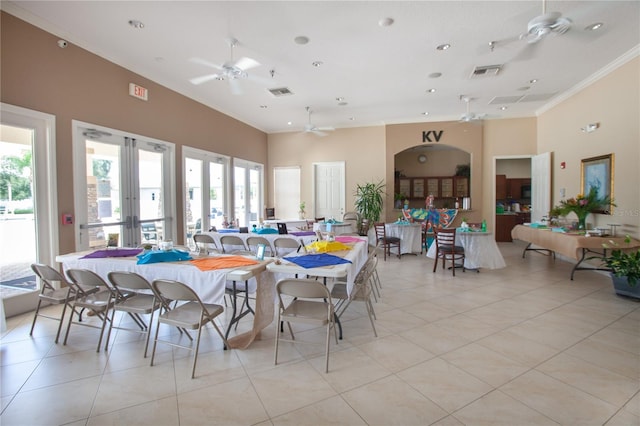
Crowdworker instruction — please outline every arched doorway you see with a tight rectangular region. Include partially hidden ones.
[393,145,471,210]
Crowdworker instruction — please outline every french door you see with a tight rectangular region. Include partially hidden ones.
[183,146,229,247]
[0,103,57,317]
[233,159,263,227]
[73,121,175,249]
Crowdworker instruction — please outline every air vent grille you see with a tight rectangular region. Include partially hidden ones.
[470,64,502,78]
[268,87,294,97]
[489,96,523,105]
[519,93,557,102]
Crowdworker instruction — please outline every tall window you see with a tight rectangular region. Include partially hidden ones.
[72,121,175,249]
[183,147,229,246]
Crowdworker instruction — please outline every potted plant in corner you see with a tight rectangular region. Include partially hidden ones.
[354,180,385,235]
[602,235,640,299]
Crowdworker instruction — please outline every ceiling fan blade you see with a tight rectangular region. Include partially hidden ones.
[189,57,223,70]
[311,130,328,137]
[234,57,260,71]
[316,127,335,132]
[189,73,222,85]
[228,78,243,95]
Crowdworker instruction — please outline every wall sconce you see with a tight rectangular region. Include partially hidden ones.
[581,122,600,133]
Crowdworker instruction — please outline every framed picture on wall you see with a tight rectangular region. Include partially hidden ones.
[581,153,614,214]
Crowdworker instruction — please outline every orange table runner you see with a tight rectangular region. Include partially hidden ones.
[190,255,259,271]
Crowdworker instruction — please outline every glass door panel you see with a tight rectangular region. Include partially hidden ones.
[137,148,165,245]
[234,165,246,227]
[185,157,202,247]
[210,161,225,229]
[249,168,259,224]
[85,139,124,248]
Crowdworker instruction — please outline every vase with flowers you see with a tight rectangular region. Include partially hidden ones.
[550,187,614,231]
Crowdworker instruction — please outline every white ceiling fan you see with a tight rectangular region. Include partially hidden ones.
[520,0,572,44]
[303,107,335,136]
[189,38,261,95]
[489,0,574,60]
[459,96,485,123]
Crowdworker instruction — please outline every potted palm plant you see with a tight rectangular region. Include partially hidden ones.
[602,235,640,299]
[354,180,385,234]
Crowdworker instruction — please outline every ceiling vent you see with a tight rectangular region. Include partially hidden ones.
[268,87,294,97]
[489,95,524,105]
[470,64,502,78]
[519,93,557,102]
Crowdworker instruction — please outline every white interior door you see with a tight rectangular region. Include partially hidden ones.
[313,162,345,220]
[531,152,552,223]
[273,167,301,219]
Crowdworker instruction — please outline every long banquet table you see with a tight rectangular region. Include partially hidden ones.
[56,250,274,349]
[512,224,640,279]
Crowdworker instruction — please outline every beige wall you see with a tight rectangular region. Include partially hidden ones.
[538,57,639,235]
[483,117,538,231]
[386,121,483,224]
[267,126,386,218]
[395,148,470,178]
[1,13,268,253]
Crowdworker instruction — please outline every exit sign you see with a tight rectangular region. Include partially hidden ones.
[129,83,148,101]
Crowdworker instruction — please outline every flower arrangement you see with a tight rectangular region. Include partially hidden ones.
[549,187,614,230]
[299,201,306,218]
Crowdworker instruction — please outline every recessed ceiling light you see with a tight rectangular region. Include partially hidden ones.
[128,20,144,29]
[349,117,355,121]
[585,22,604,31]
[428,72,442,78]
[294,35,310,45]
[422,112,429,116]
[500,106,508,111]
[426,88,436,93]
[312,61,323,67]
[335,97,344,102]
[378,17,394,27]
[259,105,268,109]
[529,78,538,84]
[287,121,293,126]
[436,44,451,51]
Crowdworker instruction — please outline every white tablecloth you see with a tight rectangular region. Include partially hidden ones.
[55,251,275,349]
[262,219,308,231]
[206,231,317,254]
[386,223,423,254]
[313,222,353,235]
[426,229,506,269]
[267,237,368,296]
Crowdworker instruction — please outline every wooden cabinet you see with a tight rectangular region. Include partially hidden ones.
[496,175,507,200]
[394,175,467,200]
[454,177,469,197]
[495,214,518,242]
[412,178,425,198]
[426,178,439,197]
[507,178,531,199]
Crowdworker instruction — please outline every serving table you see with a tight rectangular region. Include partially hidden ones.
[426,228,506,270]
[56,250,274,349]
[511,225,640,280]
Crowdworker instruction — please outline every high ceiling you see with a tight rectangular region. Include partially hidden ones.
[3,1,639,134]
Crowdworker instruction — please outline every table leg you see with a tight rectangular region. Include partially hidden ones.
[522,242,556,260]
[570,248,611,280]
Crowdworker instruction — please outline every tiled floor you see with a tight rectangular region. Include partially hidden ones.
[1,241,638,425]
